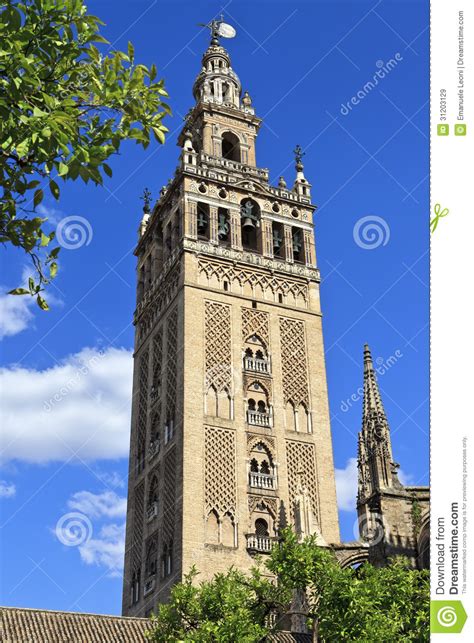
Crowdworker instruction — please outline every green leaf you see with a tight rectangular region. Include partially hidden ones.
[8,288,30,296]
[49,262,58,278]
[58,162,69,176]
[40,233,51,247]
[49,179,60,200]
[152,127,165,144]
[33,189,44,208]
[103,163,112,178]
[37,295,50,311]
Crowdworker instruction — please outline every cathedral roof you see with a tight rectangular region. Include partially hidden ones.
[0,606,312,642]
[0,607,149,642]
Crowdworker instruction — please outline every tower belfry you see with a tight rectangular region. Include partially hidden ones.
[122,20,340,616]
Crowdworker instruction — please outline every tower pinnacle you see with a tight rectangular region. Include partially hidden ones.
[357,344,401,504]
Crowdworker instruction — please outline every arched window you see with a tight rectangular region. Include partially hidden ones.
[255,518,269,537]
[260,460,270,475]
[222,131,240,162]
[149,476,158,506]
[250,458,259,472]
[241,199,261,252]
[248,398,256,411]
[131,569,140,605]
[197,203,209,239]
[146,541,157,578]
[272,222,284,258]
[257,400,267,414]
[161,543,172,577]
[292,227,304,263]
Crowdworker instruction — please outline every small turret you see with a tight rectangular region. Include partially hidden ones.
[292,144,312,200]
[138,188,152,238]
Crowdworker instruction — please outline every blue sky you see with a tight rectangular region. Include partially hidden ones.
[0,0,429,616]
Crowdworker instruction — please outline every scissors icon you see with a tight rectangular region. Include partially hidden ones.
[430,203,449,233]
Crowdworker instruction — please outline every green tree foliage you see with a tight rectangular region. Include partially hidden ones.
[268,528,430,642]
[148,530,429,642]
[0,0,170,306]
[147,566,289,642]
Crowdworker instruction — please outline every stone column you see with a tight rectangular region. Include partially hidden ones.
[284,225,294,263]
[262,220,273,258]
[186,200,197,239]
[209,205,218,245]
[230,208,242,250]
[304,230,315,266]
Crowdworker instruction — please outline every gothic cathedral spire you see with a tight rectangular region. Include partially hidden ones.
[357,344,401,505]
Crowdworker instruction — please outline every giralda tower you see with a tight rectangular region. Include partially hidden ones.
[122,19,340,617]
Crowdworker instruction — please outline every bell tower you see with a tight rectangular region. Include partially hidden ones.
[122,19,340,617]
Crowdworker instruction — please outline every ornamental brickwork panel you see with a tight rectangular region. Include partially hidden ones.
[131,482,145,569]
[204,301,232,394]
[286,440,319,523]
[151,329,163,404]
[279,317,310,407]
[198,259,308,306]
[163,447,176,543]
[136,350,149,474]
[241,307,270,347]
[166,309,178,421]
[204,426,236,520]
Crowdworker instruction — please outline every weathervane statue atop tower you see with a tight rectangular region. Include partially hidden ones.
[198,14,236,45]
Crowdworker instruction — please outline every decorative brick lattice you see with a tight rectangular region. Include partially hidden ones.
[279,318,309,407]
[151,329,163,403]
[286,440,319,523]
[163,448,176,542]
[241,307,270,347]
[132,482,145,569]
[137,262,181,341]
[136,350,149,471]
[198,259,308,305]
[204,302,232,393]
[204,427,236,519]
[166,308,178,420]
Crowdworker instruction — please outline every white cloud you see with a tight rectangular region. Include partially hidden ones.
[94,470,126,489]
[78,522,125,576]
[59,489,127,576]
[335,457,358,512]
[37,204,65,226]
[335,457,414,512]
[0,291,34,339]
[0,480,16,498]
[0,346,133,464]
[67,490,127,519]
[1,267,63,340]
